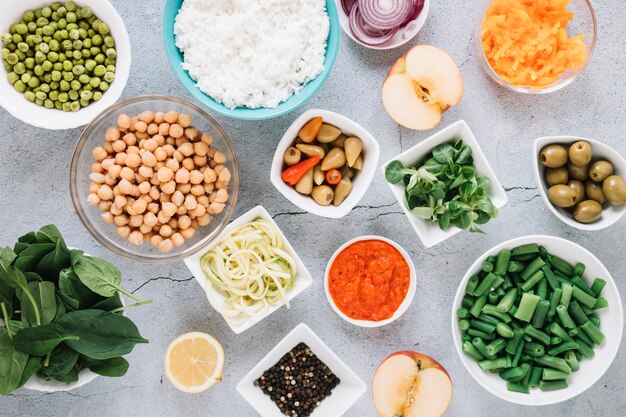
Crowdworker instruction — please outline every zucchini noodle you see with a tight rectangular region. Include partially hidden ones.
[200,218,297,325]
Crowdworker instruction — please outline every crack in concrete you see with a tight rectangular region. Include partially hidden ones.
[504,186,538,192]
[132,276,194,294]
[367,211,405,221]
[271,202,398,219]
[271,211,308,219]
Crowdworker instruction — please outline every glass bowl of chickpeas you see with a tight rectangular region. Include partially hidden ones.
[69,95,239,263]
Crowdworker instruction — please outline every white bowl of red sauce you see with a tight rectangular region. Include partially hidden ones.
[324,235,416,327]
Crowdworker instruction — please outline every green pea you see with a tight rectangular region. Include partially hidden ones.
[98,22,110,36]
[62,60,72,71]
[83,83,92,91]
[58,18,67,30]
[14,80,26,92]
[81,49,91,58]
[55,101,62,109]
[12,33,23,44]
[2,61,11,71]
[66,12,76,23]
[73,58,84,66]
[35,98,44,106]
[40,83,50,93]
[44,98,54,108]
[104,57,115,67]
[35,91,46,100]
[42,73,52,84]
[20,73,31,83]
[93,64,105,77]
[63,71,73,81]
[17,42,29,52]
[81,6,93,18]
[35,50,46,63]
[49,90,59,100]
[15,50,26,61]
[62,101,71,111]
[16,24,28,35]
[36,17,49,28]
[92,34,102,46]
[89,77,100,88]
[42,25,55,36]
[87,28,95,37]
[58,6,67,17]
[49,39,59,51]
[41,60,52,72]
[66,2,77,12]
[70,64,83,75]
[99,80,109,91]
[78,28,88,39]
[58,91,68,102]
[25,57,36,69]
[47,51,59,62]
[70,80,81,90]
[28,77,40,88]
[59,80,70,91]
[69,28,78,40]
[14,62,26,75]
[70,101,80,111]
[81,38,91,49]
[80,98,89,107]
[61,39,71,50]
[103,71,114,83]
[68,89,78,100]
[76,73,88,84]
[1,33,12,44]
[53,62,62,71]
[24,91,36,101]
[80,89,93,100]
[42,7,53,18]
[51,2,62,11]
[72,39,82,50]
[23,11,35,22]
[1,48,10,59]
[104,36,115,48]
[50,81,59,90]
[7,72,19,84]
[33,64,43,76]
[6,52,18,65]
[51,12,60,22]
[93,91,103,101]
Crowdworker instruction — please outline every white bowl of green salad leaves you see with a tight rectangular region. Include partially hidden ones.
[0,225,150,394]
[382,120,508,248]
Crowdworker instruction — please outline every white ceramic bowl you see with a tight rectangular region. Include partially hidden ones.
[271,109,380,219]
[533,136,626,231]
[382,120,508,248]
[183,205,313,334]
[336,0,430,50]
[0,0,131,129]
[451,235,623,406]
[324,235,416,327]
[237,323,367,417]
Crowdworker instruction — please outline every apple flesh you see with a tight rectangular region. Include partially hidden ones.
[382,45,463,130]
[372,351,452,417]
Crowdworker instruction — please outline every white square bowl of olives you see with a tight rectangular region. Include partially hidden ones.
[533,136,626,231]
[270,108,380,219]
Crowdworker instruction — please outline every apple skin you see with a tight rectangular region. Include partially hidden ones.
[372,350,453,417]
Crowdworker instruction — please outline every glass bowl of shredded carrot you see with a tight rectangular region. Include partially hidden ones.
[477,0,597,93]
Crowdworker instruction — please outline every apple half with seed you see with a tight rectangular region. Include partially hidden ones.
[382,45,463,130]
[372,351,453,417]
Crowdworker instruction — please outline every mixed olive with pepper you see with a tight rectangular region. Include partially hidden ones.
[282,117,363,207]
[540,140,626,223]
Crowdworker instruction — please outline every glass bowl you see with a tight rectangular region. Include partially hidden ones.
[69,95,239,263]
[475,0,597,94]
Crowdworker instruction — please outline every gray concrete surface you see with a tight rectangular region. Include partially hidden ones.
[1,0,625,416]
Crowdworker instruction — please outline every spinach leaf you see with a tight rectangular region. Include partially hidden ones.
[74,256,137,300]
[24,272,43,282]
[37,346,79,381]
[58,268,101,309]
[16,356,42,390]
[1,265,41,326]
[13,243,55,273]
[91,294,123,312]
[0,328,29,395]
[454,143,473,164]
[22,281,57,326]
[57,310,148,360]
[13,324,79,356]
[54,295,67,319]
[82,356,129,377]
[37,239,71,283]
[432,143,455,164]
[0,247,16,265]
[69,249,84,267]
[55,365,79,384]
[35,225,65,245]
[384,161,417,184]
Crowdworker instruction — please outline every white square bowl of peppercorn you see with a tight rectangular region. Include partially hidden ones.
[237,323,366,417]
[382,120,508,248]
[0,0,130,130]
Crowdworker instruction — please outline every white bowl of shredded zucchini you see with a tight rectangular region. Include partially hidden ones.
[183,206,313,334]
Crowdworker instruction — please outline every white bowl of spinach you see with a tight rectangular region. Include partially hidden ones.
[382,120,508,248]
[0,225,150,394]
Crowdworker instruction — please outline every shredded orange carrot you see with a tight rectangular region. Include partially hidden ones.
[482,0,588,88]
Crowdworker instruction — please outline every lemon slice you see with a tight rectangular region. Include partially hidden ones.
[164,332,225,393]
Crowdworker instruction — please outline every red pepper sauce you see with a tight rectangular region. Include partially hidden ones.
[328,240,411,321]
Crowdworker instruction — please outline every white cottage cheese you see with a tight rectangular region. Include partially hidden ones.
[174,0,330,109]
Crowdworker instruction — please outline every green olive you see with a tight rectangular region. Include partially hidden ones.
[568,141,592,167]
[548,184,578,208]
[589,160,614,182]
[585,180,606,204]
[567,180,585,204]
[568,162,589,181]
[540,144,568,168]
[573,200,603,224]
[602,175,626,205]
[545,167,569,186]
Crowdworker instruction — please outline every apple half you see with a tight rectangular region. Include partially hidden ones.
[372,351,453,417]
[382,45,463,130]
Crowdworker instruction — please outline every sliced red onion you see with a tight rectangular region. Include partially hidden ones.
[349,4,398,46]
[358,0,413,30]
[402,0,425,26]
[341,0,358,15]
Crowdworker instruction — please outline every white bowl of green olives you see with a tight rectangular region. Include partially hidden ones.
[533,136,626,230]
[0,0,130,130]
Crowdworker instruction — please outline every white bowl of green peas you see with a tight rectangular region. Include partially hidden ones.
[0,0,130,129]
[451,235,623,405]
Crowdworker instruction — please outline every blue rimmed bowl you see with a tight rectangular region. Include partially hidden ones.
[162,0,340,121]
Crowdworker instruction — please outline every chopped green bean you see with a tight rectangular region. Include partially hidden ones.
[486,339,507,356]
[551,256,574,276]
[524,325,551,345]
[512,339,525,367]
[520,270,545,292]
[496,322,514,338]
[479,357,510,372]
[457,307,471,319]
[560,283,573,308]
[542,368,571,381]
[573,262,586,277]
[547,288,562,318]
[472,338,495,360]
[533,355,571,374]
[466,275,479,295]
[529,366,543,388]
[496,288,517,313]
[531,300,550,328]
[467,328,495,341]
[470,319,496,334]
[590,278,606,297]
[593,297,608,310]
[521,257,546,281]
[506,382,529,394]
[571,286,597,309]
[523,342,544,357]
[539,379,568,391]
[568,300,588,326]
[482,304,512,323]
[541,265,559,290]
[511,243,539,257]
[514,293,541,322]
[506,329,523,355]
[556,305,575,329]
[580,320,605,345]
[482,260,494,273]
[507,261,526,273]
[564,351,579,372]
[463,341,484,361]
[547,341,580,356]
[494,250,511,276]
[470,295,488,318]
[474,272,498,297]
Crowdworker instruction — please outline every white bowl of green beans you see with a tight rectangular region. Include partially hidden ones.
[451,235,623,405]
[0,0,130,130]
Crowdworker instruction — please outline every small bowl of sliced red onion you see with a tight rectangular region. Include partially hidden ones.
[337,0,429,49]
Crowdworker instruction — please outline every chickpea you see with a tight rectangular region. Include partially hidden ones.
[190,184,204,196]
[158,238,174,253]
[219,167,231,183]
[197,195,209,207]
[112,140,126,153]
[175,168,190,184]
[127,231,143,246]
[177,143,192,157]
[161,201,177,217]
[138,166,153,179]
[136,131,149,140]
[123,133,137,146]
[197,213,212,227]
[193,155,207,167]
[165,111,179,124]
[118,179,133,195]
[181,228,196,239]
[158,123,170,136]
[171,233,185,247]
[169,124,184,139]
[157,210,171,224]
[204,183,215,194]
[110,204,123,216]
[178,215,191,230]
[185,127,199,140]
[177,206,188,216]
[107,164,121,179]
[103,142,114,153]
[143,211,158,227]
[209,159,217,169]
[157,167,174,183]
[177,183,192,194]
[187,170,202,185]
[182,158,195,171]
[114,153,127,166]
[141,138,157,152]
[134,121,147,133]
[172,150,184,163]
[201,134,213,145]
[168,217,179,229]
[136,110,154,124]
[162,144,175,157]
[214,188,229,203]
[129,214,144,228]
[191,204,206,218]
[97,184,113,200]
[209,202,225,214]
[165,158,180,172]
[139,224,152,234]
[114,194,127,208]
[125,153,142,168]
[172,190,185,207]
[151,234,164,248]
[92,162,104,174]
[160,192,172,203]
[87,193,100,205]
[132,199,147,214]
[92,146,107,161]
[184,194,198,210]
[89,172,106,184]
[161,180,176,195]
[149,186,160,201]
[154,147,167,161]
[98,201,112,212]
[106,126,121,142]
[159,224,173,238]
[118,114,132,130]
[89,182,101,193]
[117,226,131,239]
[118,167,133,182]
[104,175,116,186]
[166,137,176,146]
[203,168,217,183]
[101,211,114,224]
[137,181,151,195]
[141,151,157,167]
[213,151,226,164]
